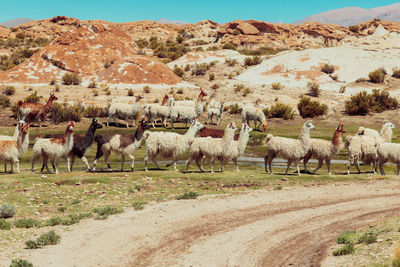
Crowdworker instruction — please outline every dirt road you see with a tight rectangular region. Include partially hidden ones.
[26,180,400,267]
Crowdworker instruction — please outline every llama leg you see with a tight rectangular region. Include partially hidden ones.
[254,120,259,130]
[121,155,125,171]
[372,160,377,174]
[233,158,239,172]
[16,160,20,174]
[67,156,71,172]
[326,159,331,176]
[31,152,40,173]
[185,158,192,173]
[128,154,135,171]
[295,160,301,176]
[264,154,268,173]
[397,163,400,176]
[107,114,110,127]
[303,152,311,173]
[151,156,160,169]
[4,163,6,173]
[346,157,352,175]
[312,159,323,174]
[125,115,129,128]
[285,159,292,175]
[81,156,90,171]
[41,154,49,172]
[268,154,274,174]
[144,150,149,171]
[113,114,118,127]
[10,162,14,173]
[378,160,385,175]
[69,155,76,171]
[54,158,59,174]
[354,158,361,173]
[92,148,104,171]
[104,151,112,170]
[210,157,215,173]
[195,158,203,172]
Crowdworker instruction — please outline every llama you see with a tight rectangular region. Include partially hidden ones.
[170,99,204,128]
[143,119,204,171]
[216,123,252,172]
[186,122,237,173]
[345,135,379,174]
[0,122,30,173]
[0,121,28,172]
[358,121,394,143]
[92,118,149,171]
[31,121,75,174]
[143,94,170,128]
[43,118,103,171]
[241,105,268,132]
[377,142,400,175]
[264,120,315,175]
[173,89,207,106]
[107,95,143,128]
[18,93,58,127]
[209,99,222,110]
[200,127,239,140]
[303,123,346,175]
[207,101,224,125]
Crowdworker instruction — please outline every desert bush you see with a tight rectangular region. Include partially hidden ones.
[184,65,190,71]
[356,78,369,83]
[135,39,149,49]
[264,102,294,120]
[1,86,15,96]
[333,243,354,256]
[242,87,252,97]
[348,25,359,33]
[244,56,262,66]
[297,97,328,118]
[357,231,377,244]
[0,218,11,230]
[337,230,357,244]
[0,203,16,218]
[271,82,284,90]
[193,40,208,46]
[0,95,10,108]
[228,73,234,79]
[345,89,398,115]
[239,46,282,56]
[392,67,400,78]
[229,103,242,114]
[26,230,61,249]
[209,73,215,81]
[0,48,39,71]
[321,64,335,74]
[206,46,218,51]
[62,73,80,85]
[88,80,97,88]
[210,61,217,67]
[211,83,219,90]
[192,64,207,76]
[173,65,184,77]
[234,84,245,93]
[177,88,184,94]
[368,68,386,83]
[222,43,236,50]
[24,92,40,103]
[14,218,41,228]
[49,79,56,85]
[176,192,199,200]
[127,89,134,96]
[143,85,151,93]
[105,89,111,96]
[49,103,82,124]
[307,82,321,97]
[55,84,60,92]
[83,106,107,118]
[93,206,123,220]
[9,259,34,267]
[100,83,109,91]
[45,216,63,226]
[132,201,147,210]
[339,85,346,93]
[225,58,238,66]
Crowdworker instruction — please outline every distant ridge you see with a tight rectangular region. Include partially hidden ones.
[155,18,188,25]
[294,3,400,26]
[0,18,33,28]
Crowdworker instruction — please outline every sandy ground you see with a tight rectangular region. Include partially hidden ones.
[12,180,400,267]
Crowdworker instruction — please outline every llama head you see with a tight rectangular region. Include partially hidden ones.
[336,122,346,134]
[135,95,144,102]
[227,121,237,131]
[261,120,268,132]
[139,118,150,129]
[91,118,103,130]
[18,122,30,134]
[67,121,75,132]
[241,123,253,134]
[49,93,58,101]
[191,118,204,130]
[305,120,315,130]
[384,121,395,129]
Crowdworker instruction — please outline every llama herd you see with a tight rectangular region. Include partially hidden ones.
[1,91,400,176]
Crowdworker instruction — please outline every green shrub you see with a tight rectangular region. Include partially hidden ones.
[239,46,282,56]
[232,29,241,35]
[50,79,56,85]
[93,206,123,220]
[143,85,151,93]
[357,231,377,244]
[191,64,207,76]
[127,89,134,96]
[345,89,398,115]
[297,97,328,118]
[209,73,215,81]
[264,102,294,120]
[49,103,82,124]
[271,82,284,90]
[9,259,34,267]
[132,201,147,210]
[229,103,242,114]
[45,216,63,226]
[24,92,40,103]
[84,105,107,118]
[57,206,67,212]
[26,230,61,249]
[176,192,199,200]
[244,56,262,66]
[307,82,321,97]
[337,230,357,244]
[0,95,10,108]
[2,86,15,95]
[242,87,252,97]
[62,73,81,85]
[368,68,386,83]
[349,25,359,33]
[135,39,149,49]
[0,218,11,230]
[321,64,335,74]
[225,58,238,66]
[0,203,16,218]
[173,65,184,77]
[333,243,354,256]
[14,218,41,228]
[392,67,400,78]
[222,43,236,50]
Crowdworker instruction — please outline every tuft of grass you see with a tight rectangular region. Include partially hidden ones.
[71,199,81,205]
[0,203,16,218]
[337,230,357,244]
[369,68,386,83]
[143,86,151,94]
[357,231,377,244]
[307,82,321,97]
[93,206,123,220]
[127,89,134,96]
[176,192,199,200]
[244,56,262,66]
[14,218,41,229]
[271,82,284,90]
[58,206,67,213]
[274,185,283,190]
[26,230,61,249]
[9,259,34,267]
[45,216,63,226]
[321,64,335,74]
[339,85,346,93]
[393,68,400,79]
[393,243,400,267]
[333,243,355,256]
[0,218,11,230]
[132,201,147,210]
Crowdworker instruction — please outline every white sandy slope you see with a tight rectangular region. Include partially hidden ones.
[168,50,247,68]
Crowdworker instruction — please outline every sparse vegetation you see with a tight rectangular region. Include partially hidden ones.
[232,29,241,35]
[356,78,369,83]
[393,243,400,267]
[49,103,82,124]
[0,203,16,218]
[209,73,215,81]
[264,102,294,120]
[337,230,357,244]
[173,65,184,77]
[88,80,97,88]
[176,192,199,200]
[297,97,328,118]
[93,206,123,220]
[222,43,236,50]
[0,48,39,71]
[339,85,346,93]
[24,92,40,103]
[9,259,34,267]
[345,89,399,115]
[132,201,147,210]
[321,64,335,74]
[368,68,386,83]
[357,231,377,244]
[271,82,284,90]
[2,86,16,96]
[14,218,41,229]
[239,46,282,56]
[244,56,262,66]
[62,73,81,85]
[0,95,11,108]
[333,243,355,256]
[191,64,208,76]
[242,87,252,97]
[228,103,242,114]
[143,85,151,93]
[92,89,99,96]
[225,58,238,66]
[50,79,56,85]
[307,82,321,97]
[25,230,61,249]
[211,83,219,90]
[392,67,400,78]
[127,89,134,96]
[234,84,245,93]
[0,219,11,230]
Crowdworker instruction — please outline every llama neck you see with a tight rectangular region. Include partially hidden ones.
[331,130,343,148]
[132,125,145,142]
[16,131,27,152]
[380,125,393,142]
[223,127,235,144]
[185,125,200,139]
[12,125,19,139]
[299,126,311,148]
[161,97,168,106]
[197,93,204,102]
[238,130,250,153]
[84,125,98,148]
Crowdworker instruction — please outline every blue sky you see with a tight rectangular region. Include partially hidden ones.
[1,0,399,23]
